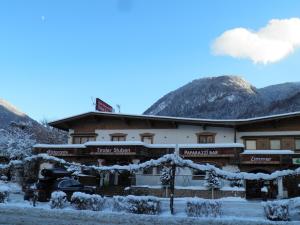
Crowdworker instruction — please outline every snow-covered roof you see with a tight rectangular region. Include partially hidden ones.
[34,142,244,149]
[33,144,86,149]
[85,141,145,146]
[49,110,300,131]
[178,143,244,148]
[241,150,295,155]
[145,144,176,148]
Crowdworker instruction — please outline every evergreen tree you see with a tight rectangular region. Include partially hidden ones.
[205,170,221,189]
[160,166,172,186]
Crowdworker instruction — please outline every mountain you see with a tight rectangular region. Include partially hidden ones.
[0,99,29,128]
[144,76,300,119]
[0,98,67,159]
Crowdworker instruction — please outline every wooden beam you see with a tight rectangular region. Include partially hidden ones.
[146,120,154,128]
[122,118,130,126]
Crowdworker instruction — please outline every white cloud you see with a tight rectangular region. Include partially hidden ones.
[211,18,300,64]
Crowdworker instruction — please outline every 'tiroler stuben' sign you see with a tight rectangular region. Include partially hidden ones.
[90,147,136,155]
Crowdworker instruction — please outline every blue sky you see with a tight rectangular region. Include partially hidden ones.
[1,0,300,121]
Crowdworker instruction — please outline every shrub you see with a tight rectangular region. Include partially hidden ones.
[263,200,289,221]
[71,192,105,211]
[113,195,160,215]
[0,186,9,203]
[205,170,221,190]
[0,176,8,182]
[160,167,172,186]
[50,191,68,209]
[186,198,222,217]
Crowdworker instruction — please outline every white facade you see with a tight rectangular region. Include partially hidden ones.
[94,125,235,144]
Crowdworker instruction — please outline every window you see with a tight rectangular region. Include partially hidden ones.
[72,135,96,144]
[245,140,257,150]
[270,139,281,150]
[140,133,154,144]
[110,133,127,141]
[295,139,300,150]
[143,167,153,175]
[58,179,81,188]
[192,170,206,180]
[196,132,216,143]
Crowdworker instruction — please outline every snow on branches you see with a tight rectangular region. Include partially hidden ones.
[25,153,300,181]
[0,122,36,160]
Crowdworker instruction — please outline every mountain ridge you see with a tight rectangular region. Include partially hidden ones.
[0,98,67,159]
[144,76,300,119]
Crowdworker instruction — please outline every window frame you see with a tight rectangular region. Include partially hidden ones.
[72,133,97,144]
[140,133,155,144]
[295,139,300,150]
[192,170,207,180]
[270,139,281,150]
[196,132,216,144]
[110,133,127,142]
[245,139,257,150]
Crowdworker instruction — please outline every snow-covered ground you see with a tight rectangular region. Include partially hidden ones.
[0,201,298,225]
[0,182,299,224]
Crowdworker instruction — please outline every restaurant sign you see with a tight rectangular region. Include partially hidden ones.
[180,148,235,158]
[241,155,280,164]
[46,150,72,157]
[90,147,136,155]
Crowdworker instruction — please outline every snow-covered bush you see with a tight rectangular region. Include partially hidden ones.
[230,179,243,188]
[262,200,289,221]
[71,192,105,211]
[0,175,8,182]
[186,198,222,217]
[160,166,171,186]
[261,186,268,193]
[113,195,160,215]
[0,185,10,203]
[205,170,221,189]
[50,191,68,209]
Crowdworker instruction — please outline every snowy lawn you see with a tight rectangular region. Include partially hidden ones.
[1,195,299,224]
[0,182,300,224]
[0,202,298,225]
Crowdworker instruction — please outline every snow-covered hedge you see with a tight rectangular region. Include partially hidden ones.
[50,191,68,209]
[113,195,161,215]
[262,200,289,221]
[0,185,10,203]
[71,192,105,211]
[186,198,222,217]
